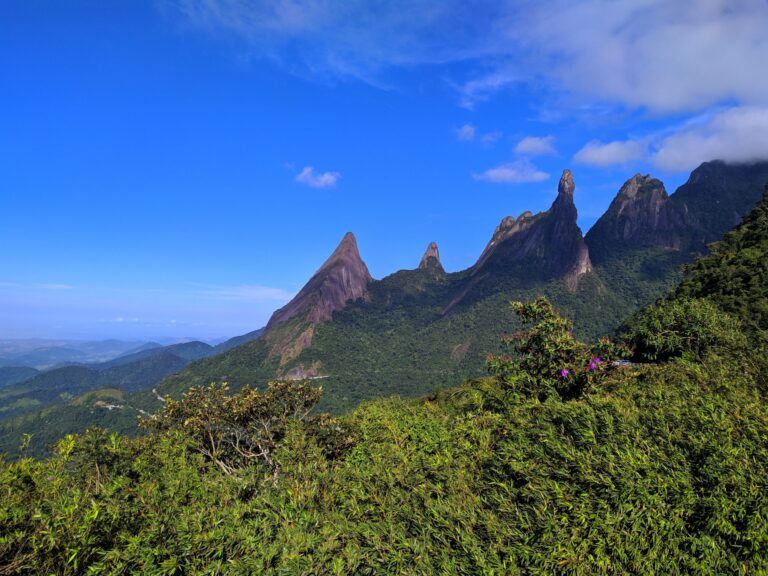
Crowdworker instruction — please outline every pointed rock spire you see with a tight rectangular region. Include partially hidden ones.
[418,242,443,270]
[266,232,372,330]
[558,169,575,197]
[470,168,590,288]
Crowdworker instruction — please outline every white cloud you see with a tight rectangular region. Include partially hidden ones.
[570,105,768,171]
[573,139,647,167]
[651,106,768,172]
[171,1,768,115]
[295,166,341,188]
[514,135,556,156]
[473,159,549,184]
[486,0,768,114]
[458,69,519,109]
[455,123,476,141]
[455,124,502,145]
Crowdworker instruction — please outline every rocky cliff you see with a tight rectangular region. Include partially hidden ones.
[418,242,443,272]
[472,169,591,288]
[266,232,372,330]
[585,174,693,264]
[671,160,768,244]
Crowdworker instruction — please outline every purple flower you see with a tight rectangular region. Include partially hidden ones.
[588,357,602,370]
[560,369,569,378]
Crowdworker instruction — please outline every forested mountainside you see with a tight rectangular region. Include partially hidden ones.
[0,332,264,457]
[2,181,768,574]
[159,161,768,413]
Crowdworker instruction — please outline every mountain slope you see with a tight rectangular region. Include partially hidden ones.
[0,367,39,388]
[585,174,692,264]
[674,182,768,339]
[4,199,768,573]
[159,170,606,410]
[0,334,266,426]
[159,162,768,415]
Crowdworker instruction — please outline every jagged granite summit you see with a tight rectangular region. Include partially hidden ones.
[586,161,768,264]
[472,169,591,289]
[585,174,693,264]
[266,232,372,330]
[418,242,443,271]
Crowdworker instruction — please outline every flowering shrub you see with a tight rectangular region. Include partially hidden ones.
[487,297,629,400]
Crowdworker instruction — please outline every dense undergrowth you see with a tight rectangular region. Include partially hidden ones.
[1,295,766,574]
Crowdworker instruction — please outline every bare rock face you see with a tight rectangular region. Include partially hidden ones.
[472,169,591,287]
[418,242,443,271]
[585,174,693,264]
[445,170,591,313]
[670,160,768,244]
[266,232,372,331]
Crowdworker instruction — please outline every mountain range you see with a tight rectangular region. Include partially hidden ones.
[159,160,768,412]
[3,159,768,457]
[0,330,264,444]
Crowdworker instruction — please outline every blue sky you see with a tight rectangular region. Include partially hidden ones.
[2,0,767,340]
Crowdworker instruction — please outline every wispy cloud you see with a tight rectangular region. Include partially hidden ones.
[459,0,768,113]
[0,281,74,291]
[481,131,503,146]
[457,69,519,110]
[514,135,556,156]
[170,1,768,118]
[473,159,549,184]
[112,316,141,324]
[454,123,476,141]
[574,139,648,167]
[455,123,503,146]
[295,166,341,188]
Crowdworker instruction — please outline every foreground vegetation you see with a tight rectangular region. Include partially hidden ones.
[2,294,767,573]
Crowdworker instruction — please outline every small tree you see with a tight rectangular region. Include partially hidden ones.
[143,380,322,476]
[487,297,628,400]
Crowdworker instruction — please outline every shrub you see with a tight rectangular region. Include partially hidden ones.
[487,297,629,400]
[623,297,748,362]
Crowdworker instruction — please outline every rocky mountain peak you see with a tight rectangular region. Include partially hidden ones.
[418,242,442,270]
[321,232,365,271]
[558,169,575,198]
[670,160,768,243]
[467,169,590,293]
[585,173,689,264]
[266,232,372,332]
[617,174,666,201]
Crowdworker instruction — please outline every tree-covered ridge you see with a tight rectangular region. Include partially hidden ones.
[622,184,768,364]
[675,184,768,339]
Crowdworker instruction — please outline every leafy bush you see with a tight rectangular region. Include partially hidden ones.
[623,297,747,362]
[486,297,629,400]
